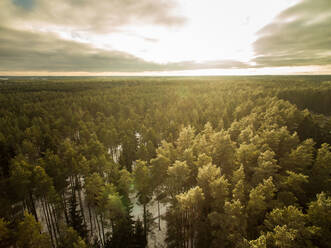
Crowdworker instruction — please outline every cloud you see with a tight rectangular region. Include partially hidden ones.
[0,26,248,73]
[12,0,35,10]
[253,0,331,67]
[2,0,186,33]
[0,27,157,72]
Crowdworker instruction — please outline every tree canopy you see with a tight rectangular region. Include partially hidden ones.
[0,76,330,248]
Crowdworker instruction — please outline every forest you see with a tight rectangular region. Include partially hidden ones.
[0,76,330,248]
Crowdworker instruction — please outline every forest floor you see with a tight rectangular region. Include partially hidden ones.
[131,194,168,248]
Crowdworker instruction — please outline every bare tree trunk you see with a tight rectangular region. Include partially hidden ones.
[62,193,69,225]
[111,219,115,237]
[29,192,38,222]
[50,203,60,235]
[143,204,148,246]
[190,211,194,248]
[92,210,98,238]
[76,176,86,226]
[95,214,103,246]
[157,200,161,231]
[45,201,58,247]
[70,176,76,202]
[87,204,93,237]
[41,199,55,248]
[100,214,105,244]
[183,212,186,248]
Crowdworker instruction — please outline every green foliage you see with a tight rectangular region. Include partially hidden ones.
[248,177,276,216]
[197,163,220,195]
[311,144,331,194]
[167,160,191,197]
[249,235,266,248]
[252,150,280,186]
[176,186,205,212]
[59,225,87,248]
[16,211,52,248]
[133,160,152,205]
[0,218,11,247]
[281,139,315,174]
[307,192,331,247]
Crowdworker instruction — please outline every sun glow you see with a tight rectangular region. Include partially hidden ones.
[35,0,300,64]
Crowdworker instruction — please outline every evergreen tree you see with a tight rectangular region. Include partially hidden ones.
[16,211,52,248]
[68,193,87,240]
[133,219,147,248]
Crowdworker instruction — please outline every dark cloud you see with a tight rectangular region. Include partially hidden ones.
[253,0,331,67]
[0,27,248,73]
[0,27,157,72]
[2,0,186,33]
[12,0,35,10]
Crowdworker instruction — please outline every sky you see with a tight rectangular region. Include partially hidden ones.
[0,0,330,76]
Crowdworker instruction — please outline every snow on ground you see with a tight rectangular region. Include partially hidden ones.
[131,193,168,248]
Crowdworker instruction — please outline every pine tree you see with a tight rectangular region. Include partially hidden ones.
[133,219,147,248]
[68,193,87,240]
[16,211,52,248]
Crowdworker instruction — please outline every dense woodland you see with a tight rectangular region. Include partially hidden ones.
[0,76,330,248]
